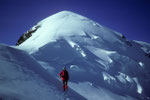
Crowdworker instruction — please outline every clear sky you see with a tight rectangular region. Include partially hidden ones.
[0,0,150,45]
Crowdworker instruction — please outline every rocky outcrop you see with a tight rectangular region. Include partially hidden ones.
[16,25,40,45]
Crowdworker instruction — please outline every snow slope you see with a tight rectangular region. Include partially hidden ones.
[0,44,86,100]
[1,11,150,100]
[18,11,121,54]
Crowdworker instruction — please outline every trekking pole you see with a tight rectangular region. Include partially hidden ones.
[57,76,63,90]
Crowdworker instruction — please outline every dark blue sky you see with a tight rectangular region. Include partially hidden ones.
[0,0,150,45]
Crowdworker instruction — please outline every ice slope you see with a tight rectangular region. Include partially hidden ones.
[0,44,86,100]
[2,11,150,100]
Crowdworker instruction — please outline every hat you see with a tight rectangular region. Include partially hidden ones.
[63,67,66,70]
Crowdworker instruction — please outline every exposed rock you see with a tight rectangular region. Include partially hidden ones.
[16,25,41,45]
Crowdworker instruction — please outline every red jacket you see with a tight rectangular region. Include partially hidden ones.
[59,69,69,81]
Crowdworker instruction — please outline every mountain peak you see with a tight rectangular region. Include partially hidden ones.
[55,10,77,15]
[16,11,121,53]
[39,10,86,24]
[16,11,85,46]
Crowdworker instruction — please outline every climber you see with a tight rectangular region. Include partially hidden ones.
[59,67,69,91]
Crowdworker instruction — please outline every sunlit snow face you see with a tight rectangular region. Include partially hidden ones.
[18,11,121,54]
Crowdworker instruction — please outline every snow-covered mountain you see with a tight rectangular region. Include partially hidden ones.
[1,11,150,100]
